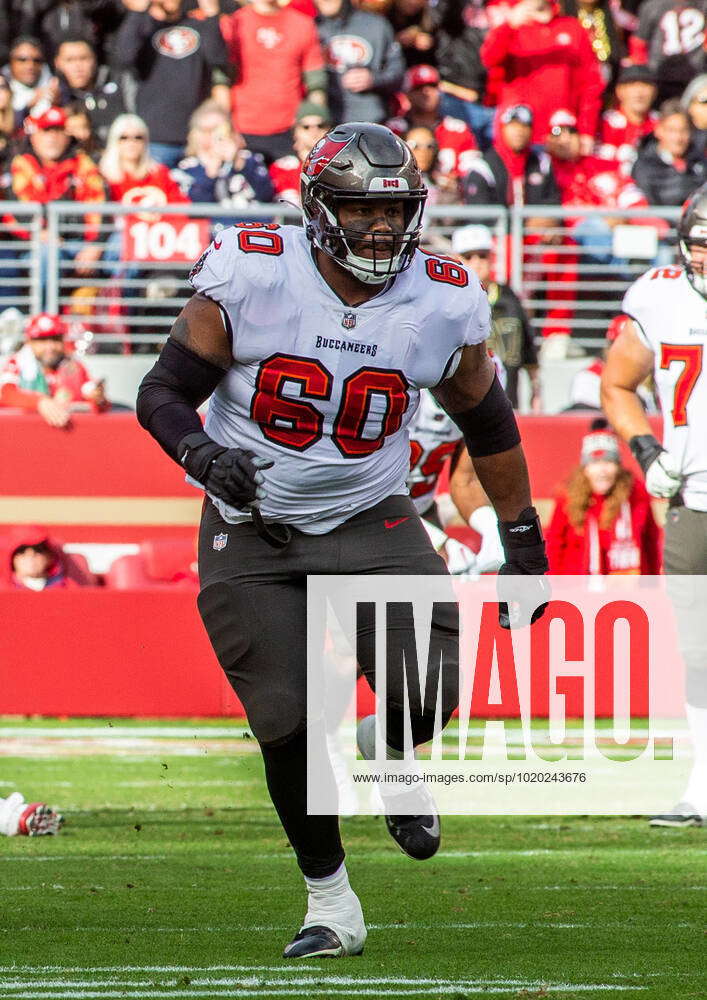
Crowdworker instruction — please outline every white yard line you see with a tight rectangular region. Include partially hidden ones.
[0,855,167,863]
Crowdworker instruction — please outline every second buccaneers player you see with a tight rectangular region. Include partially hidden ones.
[602,184,707,827]
[137,123,548,959]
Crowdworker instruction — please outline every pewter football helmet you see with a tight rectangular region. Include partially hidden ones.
[300,122,427,284]
[678,184,707,297]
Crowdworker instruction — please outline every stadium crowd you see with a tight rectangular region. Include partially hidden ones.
[0,0,703,338]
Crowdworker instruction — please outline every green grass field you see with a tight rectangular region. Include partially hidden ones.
[0,719,704,1000]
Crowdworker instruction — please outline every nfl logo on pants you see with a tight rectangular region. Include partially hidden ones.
[213,532,228,551]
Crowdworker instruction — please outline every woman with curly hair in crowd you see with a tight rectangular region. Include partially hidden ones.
[546,418,662,575]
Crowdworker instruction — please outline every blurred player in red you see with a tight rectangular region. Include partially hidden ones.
[602,184,707,826]
[0,313,109,428]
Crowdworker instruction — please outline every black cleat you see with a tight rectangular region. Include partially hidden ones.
[649,802,703,828]
[283,925,363,959]
[385,796,441,860]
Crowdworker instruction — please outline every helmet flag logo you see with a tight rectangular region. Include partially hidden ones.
[305,135,356,178]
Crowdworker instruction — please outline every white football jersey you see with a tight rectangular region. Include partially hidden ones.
[189,224,490,533]
[408,390,462,516]
[622,266,707,511]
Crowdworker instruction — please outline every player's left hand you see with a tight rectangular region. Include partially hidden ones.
[497,506,550,629]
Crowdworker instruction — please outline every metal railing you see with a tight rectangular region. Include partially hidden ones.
[0,201,680,352]
[0,202,44,317]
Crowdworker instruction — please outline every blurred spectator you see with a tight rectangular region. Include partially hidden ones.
[429,0,490,149]
[220,0,326,163]
[631,98,706,204]
[99,113,188,300]
[680,72,707,153]
[0,74,16,172]
[314,0,405,124]
[116,0,228,167]
[11,106,105,298]
[563,0,625,86]
[595,64,658,170]
[17,1,126,65]
[389,0,436,66]
[4,36,59,126]
[404,124,460,205]
[64,101,98,156]
[546,107,652,251]
[480,0,605,151]
[463,104,559,208]
[451,223,540,411]
[389,64,478,180]
[11,536,78,590]
[173,100,273,211]
[53,36,125,151]
[269,100,332,205]
[0,312,109,427]
[546,418,662,574]
[566,313,657,410]
[99,113,186,203]
[632,0,706,102]
[464,104,579,349]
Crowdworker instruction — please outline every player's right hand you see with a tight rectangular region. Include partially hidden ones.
[179,431,273,510]
[645,450,682,499]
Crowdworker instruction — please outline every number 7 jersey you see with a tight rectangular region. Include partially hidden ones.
[622,265,707,512]
[188,224,490,533]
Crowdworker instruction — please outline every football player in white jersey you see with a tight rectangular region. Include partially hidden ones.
[602,184,707,827]
[137,123,549,958]
[409,388,505,575]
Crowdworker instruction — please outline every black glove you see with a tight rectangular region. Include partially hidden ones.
[178,431,272,511]
[497,506,550,629]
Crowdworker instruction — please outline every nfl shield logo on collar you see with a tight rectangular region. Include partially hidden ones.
[342,312,356,330]
[213,532,228,551]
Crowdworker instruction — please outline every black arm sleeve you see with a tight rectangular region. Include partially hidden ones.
[446,374,521,458]
[136,337,227,462]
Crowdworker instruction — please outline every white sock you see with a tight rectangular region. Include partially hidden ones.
[684,704,707,813]
[301,862,366,952]
[304,861,350,896]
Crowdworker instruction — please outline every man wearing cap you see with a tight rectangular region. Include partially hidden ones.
[452,224,540,411]
[463,104,558,208]
[269,101,332,206]
[314,0,404,124]
[481,0,605,151]
[595,64,658,170]
[0,313,108,427]
[547,107,650,215]
[388,63,478,179]
[10,106,106,296]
